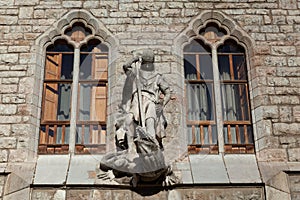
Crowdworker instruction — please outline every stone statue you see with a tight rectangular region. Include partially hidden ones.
[97,49,179,187]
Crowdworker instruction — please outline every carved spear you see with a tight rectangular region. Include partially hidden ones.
[135,57,145,128]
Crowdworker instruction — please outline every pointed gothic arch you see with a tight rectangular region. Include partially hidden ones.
[31,10,119,154]
[173,10,258,154]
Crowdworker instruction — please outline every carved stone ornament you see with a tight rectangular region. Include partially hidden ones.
[97,49,180,187]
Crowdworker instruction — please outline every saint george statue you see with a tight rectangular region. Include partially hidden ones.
[98,49,178,187]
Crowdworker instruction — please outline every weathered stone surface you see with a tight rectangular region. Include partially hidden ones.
[31,190,57,200]
[62,1,82,8]
[19,7,33,19]
[279,0,298,9]
[0,138,16,149]
[138,2,165,11]
[271,46,296,56]
[270,96,299,105]
[66,190,91,200]
[0,125,10,137]
[257,149,288,162]
[2,94,26,104]
[265,186,290,200]
[3,188,30,200]
[268,172,290,193]
[273,123,300,135]
[255,106,279,121]
[288,148,300,162]
[0,16,18,25]
[258,161,289,183]
[0,150,8,162]
[67,155,102,185]
[0,1,297,200]
[92,190,113,200]
[4,163,35,197]
[11,124,34,136]
[34,155,70,185]
[0,54,18,64]
[289,173,300,196]
[224,154,261,183]
[0,105,17,115]
[180,187,264,200]
[189,155,229,183]
[0,0,14,6]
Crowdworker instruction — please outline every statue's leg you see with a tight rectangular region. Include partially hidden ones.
[125,113,136,153]
[146,118,156,139]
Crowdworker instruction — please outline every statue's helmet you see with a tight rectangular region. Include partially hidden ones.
[141,49,154,63]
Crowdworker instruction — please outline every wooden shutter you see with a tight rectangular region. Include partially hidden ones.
[91,86,107,122]
[90,47,108,122]
[42,54,61,121]
[92,48,108,80]
[45,54,61,79]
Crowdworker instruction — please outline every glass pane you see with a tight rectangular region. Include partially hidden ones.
[80,54,92,79]
[218,55,230,80]
[184,55,197,80]
[56,125,70,144]
[76,125,90,144]
[76,125,105,144]
[78,84,107,122]
[233,55,247,80]
[239,125,245,144]
[43,83,71,121]
[247,126,254,144]
[80,40,108,80]
[231,126,237,144]
[183,39,211,52]
[217,39,245,53]
[187,126,193,145]
[223,125,237,144]
[211,125,217,144]
[203,126,209,144]
[57,83,71,120]
[47,39,74,52]
[195,126,200,144]
[223,127,228,144]
[221,84,250,121]
[186,83,214,121]
[79,84,91,121]
[76,126,82,143]
[100,126,106,144]
[81,39,108,52]
[61,54,74,79]
[199,55,213,80]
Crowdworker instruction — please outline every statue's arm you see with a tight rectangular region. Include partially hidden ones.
[123,57,139,75]
[158,76,171,107]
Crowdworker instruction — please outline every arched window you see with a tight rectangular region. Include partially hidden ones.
[184,40,218,153]
[218,40,253,148]
[39,23,108,154]
[184,23,254,154]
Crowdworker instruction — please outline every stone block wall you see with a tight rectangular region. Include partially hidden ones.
[31,187,265,200]
[0,0,299,199]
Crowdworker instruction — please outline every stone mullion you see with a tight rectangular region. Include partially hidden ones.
[211,46,224,154]
[69,48,80,154]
